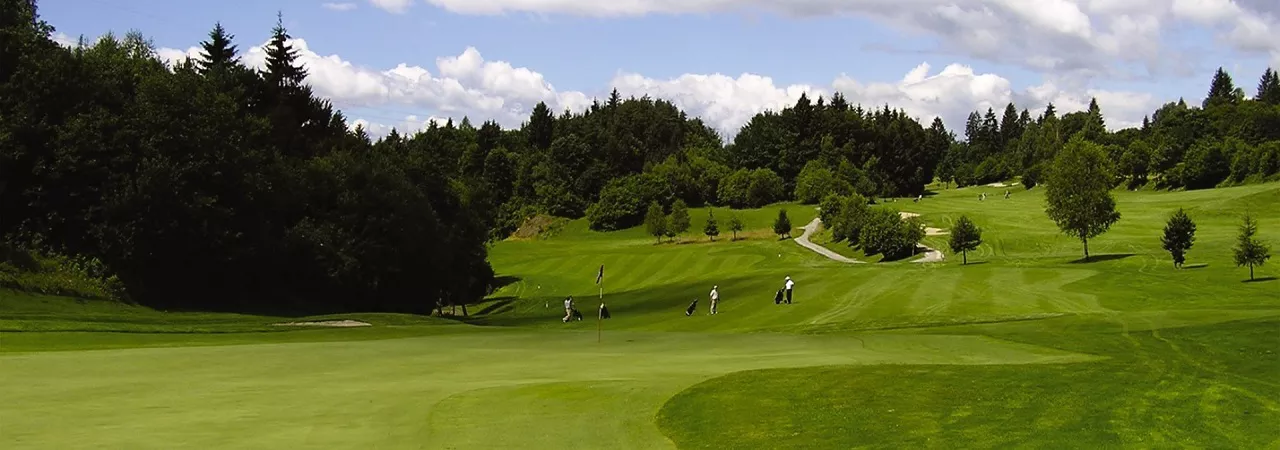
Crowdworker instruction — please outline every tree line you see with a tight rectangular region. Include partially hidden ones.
[3,1,1276,312]
[1,3,493,313]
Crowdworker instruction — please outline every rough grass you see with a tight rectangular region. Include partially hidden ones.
[1,185,1278,449]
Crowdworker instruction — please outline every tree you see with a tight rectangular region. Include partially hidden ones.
[729,215,744,241]
[1256,67,1280,105]
[1233,213,1271,281]
[196,22,238,74]
[1045,136,1122,260]
[644,201,667,243]
[773,209,792,239]
[949,215,983,265]
[263,12,307,88]
[668,199,691,240]
[1204,67,1237,108]
[704,210,720,241]
[1160,209,1197,268]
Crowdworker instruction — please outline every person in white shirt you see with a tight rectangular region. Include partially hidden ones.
[562,296,573,323]
[784,276,794,304]
[709,286,720,315]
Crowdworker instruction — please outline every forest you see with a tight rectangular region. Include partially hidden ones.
[2,0,1278,313]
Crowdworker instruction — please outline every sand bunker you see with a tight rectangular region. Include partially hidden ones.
[272,320,372,327]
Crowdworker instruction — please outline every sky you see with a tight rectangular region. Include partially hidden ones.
[39,0,1280,140]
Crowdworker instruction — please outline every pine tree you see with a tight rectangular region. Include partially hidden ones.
[773,209,792,239]
[263,12,307,89]
[729,215,744,241]
[1204,67,1237,108]
[1233,213,1271,281]
[948,215,983,265]
[1000,102,1021,150]
[196,22,238,74]
[527,101,554,150]
[1083,97,1106,142]
[1161,209,1196,268]
[1042,102,1057,122]
[704,210,720,241]
[1256,68,1280,105]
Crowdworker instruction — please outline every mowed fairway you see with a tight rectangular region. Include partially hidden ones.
[3,185,1280,448]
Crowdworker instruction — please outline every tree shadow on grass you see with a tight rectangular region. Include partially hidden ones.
[475,297,519,315]
[491,276,522,291]
[1243,277,1277,283]
[1069,253,1135,264]
[959,261,989,266]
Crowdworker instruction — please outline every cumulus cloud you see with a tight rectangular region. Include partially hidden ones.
[322,2,358,11]
[145,37,1157,139]
[418,0,1280,82]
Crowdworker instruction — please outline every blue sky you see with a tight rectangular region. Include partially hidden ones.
[39,0,1280,137]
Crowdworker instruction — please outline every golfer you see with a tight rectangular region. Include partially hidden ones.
[709,285,720,315]
[562,296,573,323]
[784,276,794,304]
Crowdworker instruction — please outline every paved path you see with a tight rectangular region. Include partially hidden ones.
[795,218,863,263]
[899,212,945,263]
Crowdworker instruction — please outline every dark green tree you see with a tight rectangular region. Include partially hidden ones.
[195,22,237,74]
[1204,67,1237,108]
[1256,67,1280,105]
[1233,213,1272,281]
[704,210,720,241]
[1045,136,1122,260]
[526,101,554,150]
[773,209,792,239]
[1160,208,1197,268]
[263,12,306,88]
[949,215,982,265]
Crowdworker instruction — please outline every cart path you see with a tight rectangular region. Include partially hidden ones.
[795,218,864,263]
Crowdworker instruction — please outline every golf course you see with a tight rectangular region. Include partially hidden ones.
[3,182,1277,449]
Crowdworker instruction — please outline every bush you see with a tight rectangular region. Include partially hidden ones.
[0,243,127,300]
[795,161,845,204]
[717,169,751,208]
[586,173,672,230]
[748,168,786,207]
[858,208,924,260]
[831,194,870,245]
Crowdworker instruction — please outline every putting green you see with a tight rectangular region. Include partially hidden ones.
[2,184,1278,448]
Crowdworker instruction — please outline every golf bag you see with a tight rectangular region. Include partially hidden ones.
[571,308,584,321]
[774,289,784,304]
[599,304,611,320]
[685,299,698,316]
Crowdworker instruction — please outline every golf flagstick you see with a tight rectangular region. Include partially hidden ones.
[596,264,604,343]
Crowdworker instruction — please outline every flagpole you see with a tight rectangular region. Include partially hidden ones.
[597,264,604,344]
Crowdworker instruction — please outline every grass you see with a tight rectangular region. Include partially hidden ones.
[2,187,1279,448]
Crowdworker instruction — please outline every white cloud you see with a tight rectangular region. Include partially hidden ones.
[322,2,358,11]
[368,0,412,13]
[417,0,1280,82]
[146,37,1157,140]
[51,32,79,48]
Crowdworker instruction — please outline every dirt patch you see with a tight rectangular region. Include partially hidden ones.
[510,214,569,240]
[272,320,372,327]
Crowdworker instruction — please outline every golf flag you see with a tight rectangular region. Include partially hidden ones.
[595,265,604,285]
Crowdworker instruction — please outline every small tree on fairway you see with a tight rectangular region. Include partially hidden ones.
[773,209,793,239]
[949,215,983,265]
[1233,213,1271,280]
[644,202,667,243]
[729,215,744,241]
[1161,209,1197,268]
[668,199,691,241]
[1045,137,1122,260]
[704,210,720,241]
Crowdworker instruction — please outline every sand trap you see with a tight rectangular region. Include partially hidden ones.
[272,320,372,327]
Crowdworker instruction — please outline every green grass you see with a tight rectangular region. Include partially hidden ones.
[2,186,1278,448]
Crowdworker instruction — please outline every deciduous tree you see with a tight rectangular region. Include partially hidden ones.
[1161,209,1197,268]
[949,215,982,265]
[1045,136,1122,260]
